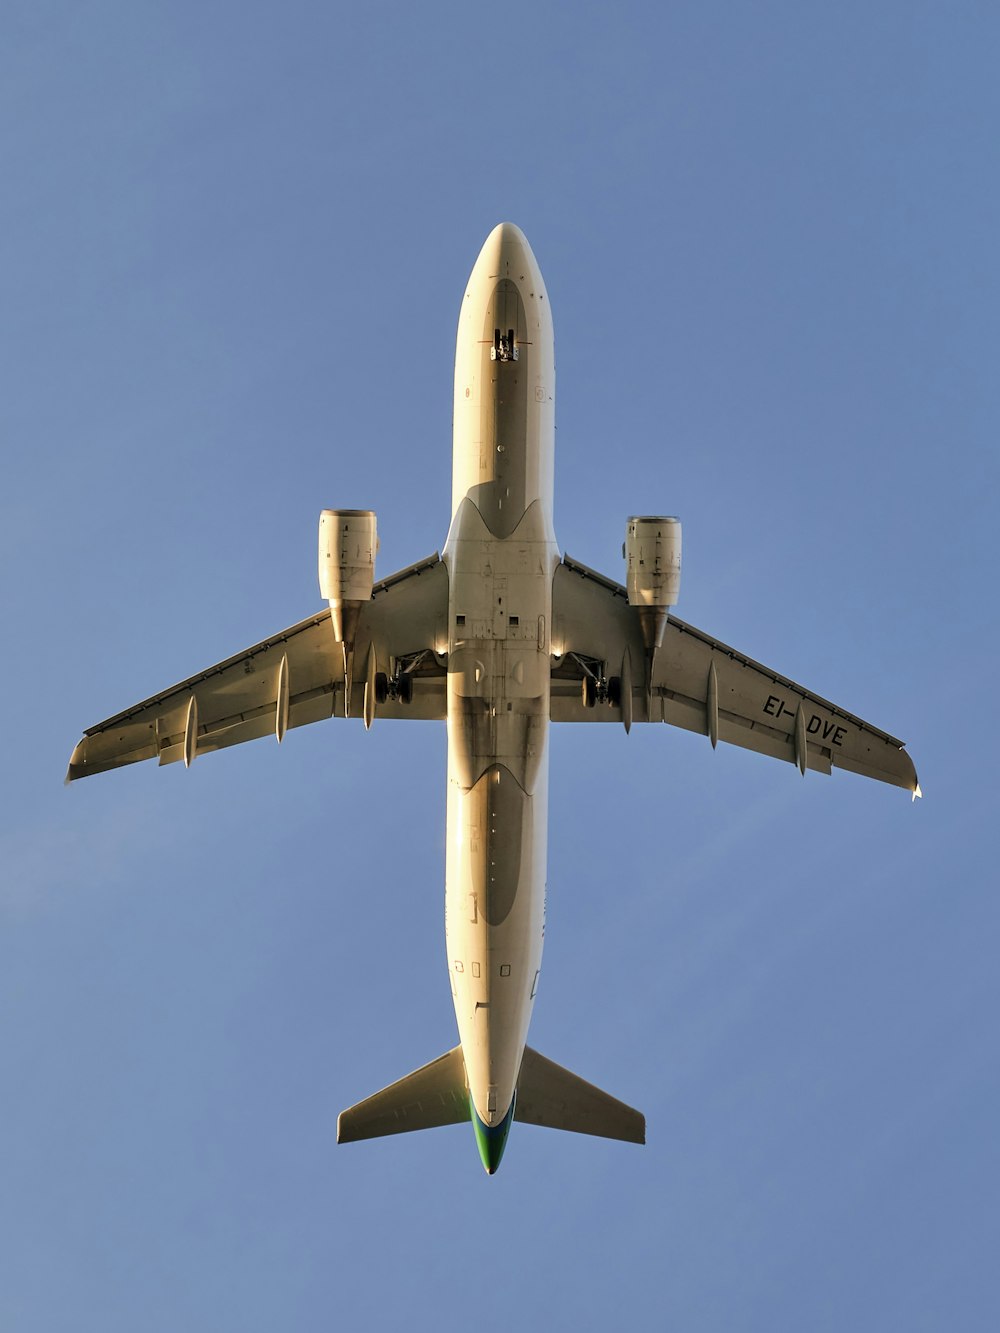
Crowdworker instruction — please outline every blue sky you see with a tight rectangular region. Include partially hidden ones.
[2,2,998,1329]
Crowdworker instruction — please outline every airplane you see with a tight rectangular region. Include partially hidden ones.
[67,223,919,1174]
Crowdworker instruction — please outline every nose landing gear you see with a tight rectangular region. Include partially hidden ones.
[491,328,518,362]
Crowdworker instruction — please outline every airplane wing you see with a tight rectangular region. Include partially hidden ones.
[67,554,449,781]
[550,556,919,795]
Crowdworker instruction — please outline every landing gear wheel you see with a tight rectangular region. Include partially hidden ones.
[606,676,622,708]
[581,675,597,708]
[374,672,389,705]
[397,674,413,706]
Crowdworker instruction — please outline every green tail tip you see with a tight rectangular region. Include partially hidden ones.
[471,1096,515,1174]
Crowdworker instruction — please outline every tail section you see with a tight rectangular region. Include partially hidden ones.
[514,1046,645,1144]
[337,1042,644,1163]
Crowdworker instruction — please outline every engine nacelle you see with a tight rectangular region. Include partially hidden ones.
[624,515,681,651]
[319,509,378,643]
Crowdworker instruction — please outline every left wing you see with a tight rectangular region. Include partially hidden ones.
[67,554,449,781]
[551,556,919,795]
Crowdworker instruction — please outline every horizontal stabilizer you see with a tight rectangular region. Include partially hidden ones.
[515,1047,645,1144]
[337,1045,469,1143]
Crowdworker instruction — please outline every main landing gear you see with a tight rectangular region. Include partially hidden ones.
[374,669,414,706]
[580,669,622,709]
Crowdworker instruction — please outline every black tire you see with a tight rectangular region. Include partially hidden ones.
[606,676,622,707]
[581,675,597,708]
[397,674,413,705]
[374,672,388,705]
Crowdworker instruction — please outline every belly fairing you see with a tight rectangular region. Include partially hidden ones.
[444,497,555,794]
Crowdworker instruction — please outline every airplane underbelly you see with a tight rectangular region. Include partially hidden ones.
[445,757,548,1125]
[443,222,558,1128]
[442,503,556,1125]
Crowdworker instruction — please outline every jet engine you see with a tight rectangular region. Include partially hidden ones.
[624,515,681,651]
[319,509,378,644]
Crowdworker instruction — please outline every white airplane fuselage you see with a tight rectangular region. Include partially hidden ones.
[442,224,559,1160]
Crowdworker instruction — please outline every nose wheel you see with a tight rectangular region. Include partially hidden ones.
[491,327,518,362]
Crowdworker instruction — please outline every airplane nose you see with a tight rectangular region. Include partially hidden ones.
[475,222,536,282]
[488,220,528,253]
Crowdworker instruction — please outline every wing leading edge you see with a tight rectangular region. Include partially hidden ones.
[67,555,449,781]
[550,556,919,795]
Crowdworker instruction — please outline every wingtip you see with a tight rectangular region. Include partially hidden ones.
[912,781,922,802]
[65,741,84,784]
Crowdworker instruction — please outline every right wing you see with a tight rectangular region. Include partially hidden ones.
[551,556,919,795]
[67,554,449,781]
